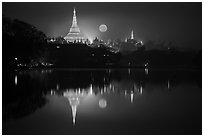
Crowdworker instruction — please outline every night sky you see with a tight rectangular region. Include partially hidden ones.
[3,2,202,50]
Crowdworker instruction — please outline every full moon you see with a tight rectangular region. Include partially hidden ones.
[99,24,107,32]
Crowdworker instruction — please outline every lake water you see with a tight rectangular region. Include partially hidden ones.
[2,69,202,135]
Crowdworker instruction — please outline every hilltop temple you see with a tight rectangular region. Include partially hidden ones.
[64,8,86,43]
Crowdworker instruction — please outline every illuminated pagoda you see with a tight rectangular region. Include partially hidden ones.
[126,30,136,43]
[64,8,86,43]
[125,30,144,47]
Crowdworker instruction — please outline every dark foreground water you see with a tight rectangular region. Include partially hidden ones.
[2,68,202,135]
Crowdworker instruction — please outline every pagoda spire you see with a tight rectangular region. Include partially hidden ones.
[71,8,78,28]
[74,8,76,15]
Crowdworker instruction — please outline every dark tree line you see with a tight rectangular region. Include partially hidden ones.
[3,16,48,70]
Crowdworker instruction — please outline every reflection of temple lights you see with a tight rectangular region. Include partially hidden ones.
[72,105,77,125]
[167,80,170,89]
[56,84,59,90]
[145,68,148,75]
[130,92,134,103]
[125,90,127,96]
[140,86,143,94]
[109,84,112,89]
[128,68,131,75]
[64,91,82,125]
[15,75,17,86]
[108,69,111,74]
[89,84,93,95]
[104,86,107,92]
[99,99,107,109]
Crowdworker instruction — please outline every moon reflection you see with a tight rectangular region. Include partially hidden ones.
[99,99,107,108]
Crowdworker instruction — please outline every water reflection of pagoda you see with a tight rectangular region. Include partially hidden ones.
[64,91,80,125]
[63,85,93,125]
[48,81,143,125]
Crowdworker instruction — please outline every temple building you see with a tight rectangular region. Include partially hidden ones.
[64,8,86,43]
[126,30,137,44]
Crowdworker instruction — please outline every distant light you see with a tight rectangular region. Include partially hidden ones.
[57,46,60,49]
[15,58,18,61]
[99,99,107,108]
